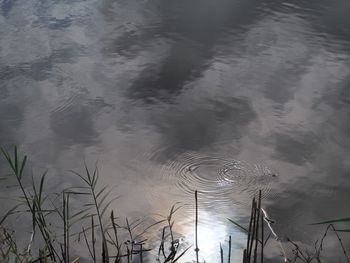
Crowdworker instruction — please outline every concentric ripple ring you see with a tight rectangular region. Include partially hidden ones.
[160,152,278,208]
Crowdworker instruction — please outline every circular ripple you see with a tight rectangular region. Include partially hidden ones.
[217,160,277,200]
[160,152,278,208]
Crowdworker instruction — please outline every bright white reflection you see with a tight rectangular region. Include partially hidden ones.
[176,210,244,263]
[197,222,227,255]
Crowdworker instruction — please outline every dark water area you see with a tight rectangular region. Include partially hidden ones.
[1,0,350,261]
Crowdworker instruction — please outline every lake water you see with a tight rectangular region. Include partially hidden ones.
[1,0,350,261]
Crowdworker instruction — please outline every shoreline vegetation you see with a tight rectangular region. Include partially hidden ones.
[0,146,349,263]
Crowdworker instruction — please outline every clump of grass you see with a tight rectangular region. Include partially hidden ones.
[156,203,192,263]
[286,223,350,263]
[228,191,350,263]
[1,146,59,261]
[0,147,190,263]
[228,191,266,263]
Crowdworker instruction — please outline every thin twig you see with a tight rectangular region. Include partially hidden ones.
[253,191,262,262]
[195,190,199,263]
[246,198,255,262]
[228,235,231,263]
[220,243,224,263]
[261,211,264,263]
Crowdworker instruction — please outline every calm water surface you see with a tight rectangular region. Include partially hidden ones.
[1,0,350,261]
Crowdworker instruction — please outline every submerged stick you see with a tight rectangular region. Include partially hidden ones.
[246,198,255,262]
[67,193,70,263]
[243,249,247,263]
[140,244,143,263]
[248,200,257,261]
[228,235,231,263]
[195,190,199,263]
[63,193,67,262]
[91,216,96,263]
[253,191,262,262]
[220,243,224,263]
[111,210,120,261]
[261,211,264,263]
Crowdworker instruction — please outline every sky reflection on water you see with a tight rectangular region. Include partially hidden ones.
[1,0,350,261]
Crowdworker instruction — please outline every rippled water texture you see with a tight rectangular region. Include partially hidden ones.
[1,0,350,261]
[155,153,277,207]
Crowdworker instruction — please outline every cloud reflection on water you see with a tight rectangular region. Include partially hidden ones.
[1,0,350,261]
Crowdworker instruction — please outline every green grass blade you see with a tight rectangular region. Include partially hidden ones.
[1,147,15,173]
[70,207,93,220]
[14,146,18,174]
[133,219,167,241]
[97,189,113,208]
[32,201,37,232]
[19,156,27,180]
[335,229,350,232]
[39,172,47,205]
[32,175,38,202]
[100,197,119,217]
[172,245,192,263]
[0,205,20,225]
[312,217,350,225]
[65,191,91,196]
[70,170,90,186]
[96,185,109,200]
[227,218,249,233]
[84,164,92,186]
[92,166,99,189]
